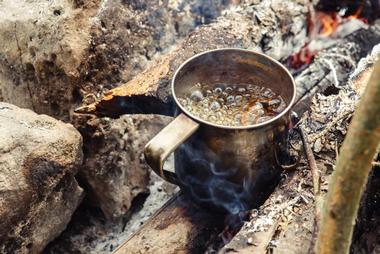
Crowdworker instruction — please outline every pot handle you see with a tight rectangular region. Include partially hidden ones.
[275,111,301,170]
[144,113,199,185]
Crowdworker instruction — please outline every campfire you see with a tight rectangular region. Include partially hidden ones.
[0,0,380,253]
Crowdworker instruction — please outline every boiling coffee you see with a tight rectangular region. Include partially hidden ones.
[178,83,287,126]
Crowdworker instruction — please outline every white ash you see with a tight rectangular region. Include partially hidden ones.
[301,43,380,153]
[349,43,380,82]
[46,157,178,254]
[94,173,179,253]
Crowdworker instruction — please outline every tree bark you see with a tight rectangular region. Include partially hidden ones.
[315,59,380,254]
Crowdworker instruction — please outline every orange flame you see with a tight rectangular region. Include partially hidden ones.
[316,5,368,37]
[317,12,339,37]
[288,43,317,70]
[288,5,368,70]
[348,5,368,24]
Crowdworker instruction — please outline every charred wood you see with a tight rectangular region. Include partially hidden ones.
[75,0,309,117]
[293,20,380,116]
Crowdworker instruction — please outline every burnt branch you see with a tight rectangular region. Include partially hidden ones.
[294,21,380,116]
[75,0,309,117]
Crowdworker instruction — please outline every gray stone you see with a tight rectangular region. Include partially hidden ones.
[79,114,172,220]
[0,102,84,254]
[0,0,230,120]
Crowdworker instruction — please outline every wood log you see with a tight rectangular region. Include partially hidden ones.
[113,192,227,254]
[76,20,380,119]
[75,0,309,117]
[315,0,380,22]
[293,20,380,116]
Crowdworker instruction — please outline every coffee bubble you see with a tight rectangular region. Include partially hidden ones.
[226,95,235,104]
[178,82,286,127]
[235,95,243,105]
[210,101,221,111]
[190,90,204,102]
[214,87,223,95]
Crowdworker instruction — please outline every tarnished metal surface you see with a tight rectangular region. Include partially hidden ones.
[145,49,296,213]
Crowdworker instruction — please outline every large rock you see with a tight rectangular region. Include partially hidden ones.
[0,0,230,120]
[77,114,172,220]
[0,102,84,253]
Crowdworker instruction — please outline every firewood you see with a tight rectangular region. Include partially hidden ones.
[76,21,380,119]
[75,0,310,117]
[293,21,380,116]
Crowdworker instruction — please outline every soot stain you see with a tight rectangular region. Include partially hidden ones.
[22,156,65,199]
[96,95,174,118]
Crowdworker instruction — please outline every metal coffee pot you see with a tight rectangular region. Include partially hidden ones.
[144,48,296,213]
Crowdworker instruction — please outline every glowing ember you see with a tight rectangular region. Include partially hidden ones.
[287,5,368,70]
[348,6,368,24]
[317,12,339,37]
[288,43,316,70]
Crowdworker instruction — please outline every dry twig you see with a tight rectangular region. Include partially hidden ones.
[298,127,322,254]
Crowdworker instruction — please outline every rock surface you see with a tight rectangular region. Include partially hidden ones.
[76,114,172,220]
[0,102,84,253]
[0,0,230,120]
[45,173,178,254]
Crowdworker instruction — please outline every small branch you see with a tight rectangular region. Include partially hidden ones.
[322,59,340,88]
[298,127,321,254]
[316,59,380,254]
[299,127,320,197]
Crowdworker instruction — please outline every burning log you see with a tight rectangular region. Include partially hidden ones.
[293,20,380,115]
[75,14,380,120]
[75,0,309,117]
[315,0,380,23]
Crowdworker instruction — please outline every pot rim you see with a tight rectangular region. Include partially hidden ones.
[171,48,296,130]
